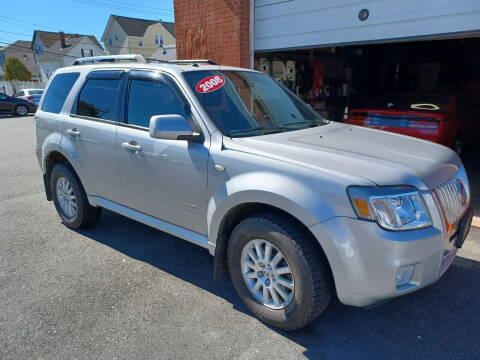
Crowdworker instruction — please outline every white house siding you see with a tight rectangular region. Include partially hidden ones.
[65,38,104,66]
[254,0,480,51]
[33,36,104,81]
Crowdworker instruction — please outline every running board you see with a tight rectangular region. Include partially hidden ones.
[91,197,209,249]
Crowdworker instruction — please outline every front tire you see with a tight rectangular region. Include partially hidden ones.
[50,163,101,229]
[227,213,332,331]
[14,104,29,117]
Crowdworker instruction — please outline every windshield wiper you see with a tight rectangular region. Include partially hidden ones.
[278,119,326,129]
[227,126,284,137]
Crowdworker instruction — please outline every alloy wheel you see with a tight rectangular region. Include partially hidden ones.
[240,239,295,309]
[56,176,77,219]
[16,105,28,116]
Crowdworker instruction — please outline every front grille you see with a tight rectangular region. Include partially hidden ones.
[433,167,470,226]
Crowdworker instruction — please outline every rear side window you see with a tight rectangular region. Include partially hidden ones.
[41,73,79,113]
[75,79,121,121]
[127,79,189,128]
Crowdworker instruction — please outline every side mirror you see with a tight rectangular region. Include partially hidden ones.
[149,114,199,141]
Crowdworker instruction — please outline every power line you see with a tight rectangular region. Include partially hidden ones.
[0,40,79,59]
[0,17,102,47]
[0,30,32,37]
[105,41,174,50]
[101,0,173,12]
[0,15,63,32]
[73,0,174,16]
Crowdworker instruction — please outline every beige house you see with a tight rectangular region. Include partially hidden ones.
[101,15,176,60]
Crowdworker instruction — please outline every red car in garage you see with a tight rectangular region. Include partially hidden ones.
[345,93,476,155]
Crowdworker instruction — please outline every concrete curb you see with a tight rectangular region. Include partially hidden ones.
[472,216,480,229]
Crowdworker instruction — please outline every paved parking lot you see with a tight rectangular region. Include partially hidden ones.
[1,115,479,359]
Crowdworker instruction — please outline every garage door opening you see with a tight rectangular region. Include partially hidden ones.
[255,37,480,216]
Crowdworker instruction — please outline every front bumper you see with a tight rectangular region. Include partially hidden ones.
[310,215,455,307]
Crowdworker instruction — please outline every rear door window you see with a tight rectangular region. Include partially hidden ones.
[74,77,122,121]
[41,73,79,113]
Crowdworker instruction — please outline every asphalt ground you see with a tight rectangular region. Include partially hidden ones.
[1,115,479,359]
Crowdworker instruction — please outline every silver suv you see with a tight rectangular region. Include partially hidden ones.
[35,55,473,330]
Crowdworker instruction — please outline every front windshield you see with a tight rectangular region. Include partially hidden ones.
[183,70,328,137]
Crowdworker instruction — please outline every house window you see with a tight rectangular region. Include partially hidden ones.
[90,49,93,56]
[115,32,118,40]
[138,39,143,47]
[154,33,163,46]
[108,35,112,46]
[81,48,85,57]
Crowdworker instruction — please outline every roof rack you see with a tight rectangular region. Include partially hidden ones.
[172,59,218,65]
[146,58,218,65]
[73,54,147,65]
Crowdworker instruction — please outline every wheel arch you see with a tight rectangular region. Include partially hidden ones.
[212,201,333,282]
[43,149,88,201]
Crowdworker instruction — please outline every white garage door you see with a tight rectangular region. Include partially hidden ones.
[254,0,480,51]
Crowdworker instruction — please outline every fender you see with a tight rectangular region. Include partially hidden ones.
[206,171,346,252]
[41,133,63,173]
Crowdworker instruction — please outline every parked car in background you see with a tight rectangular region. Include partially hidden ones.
[345,93,476,155]
[0,92,37,116]
[16,88,44,105]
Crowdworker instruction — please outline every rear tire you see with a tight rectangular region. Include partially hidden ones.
[50,163,101,229]
[227,213,332,331]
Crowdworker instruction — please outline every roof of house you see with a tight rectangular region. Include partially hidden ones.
[3,40,33,52]
[33,30,103,50]
[112,15,175,38]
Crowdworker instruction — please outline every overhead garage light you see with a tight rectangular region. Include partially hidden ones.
[358,9,369,21]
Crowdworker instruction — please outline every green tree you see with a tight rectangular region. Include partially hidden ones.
[4,57,32,81]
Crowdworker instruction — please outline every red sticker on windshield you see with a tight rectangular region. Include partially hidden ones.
[196,75,226,93]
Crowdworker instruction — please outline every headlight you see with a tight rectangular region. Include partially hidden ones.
[348,186,432,231]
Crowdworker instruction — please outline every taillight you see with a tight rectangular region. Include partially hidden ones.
[27,96,33,100]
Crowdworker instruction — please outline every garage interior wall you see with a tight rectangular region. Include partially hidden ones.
[255,38,480,123]
[174,0,250,67]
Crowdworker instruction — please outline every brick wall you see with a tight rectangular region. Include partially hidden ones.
[174,0,250,68]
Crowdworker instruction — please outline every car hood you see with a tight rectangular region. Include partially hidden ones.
[226,122,461,190]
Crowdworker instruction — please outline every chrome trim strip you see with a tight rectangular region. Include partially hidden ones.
[433,167,470,227]
[73,54,147,65]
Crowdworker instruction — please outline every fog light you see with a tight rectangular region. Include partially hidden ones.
[396,265,415,288]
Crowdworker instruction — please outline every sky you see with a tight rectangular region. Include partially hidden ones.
[0,0,175,48]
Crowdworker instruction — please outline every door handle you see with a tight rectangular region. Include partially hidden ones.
[65,128,80,137]
[121,141,142,153]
